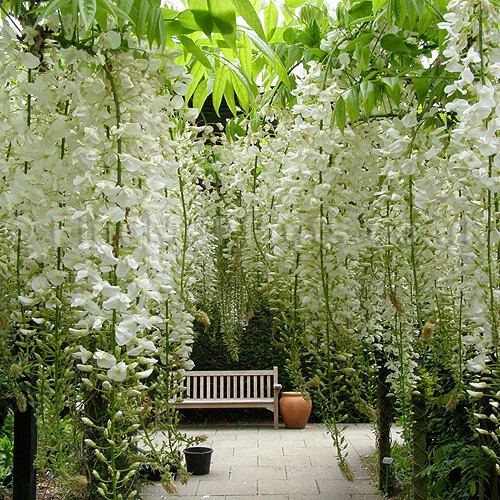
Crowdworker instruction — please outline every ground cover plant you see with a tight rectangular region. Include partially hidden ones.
[0,0,498,498]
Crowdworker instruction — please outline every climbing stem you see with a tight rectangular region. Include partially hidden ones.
[104,60,123,500]
[177,167,189,300]
[317,169,350,477]
[408,175,422,328]
[478,7,498,357]
[487,156,498,357]
[16,69,33,327]
[251,157,271,271]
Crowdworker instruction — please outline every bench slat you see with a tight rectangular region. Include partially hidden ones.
[176,398,274,406]
[184,370,275,376]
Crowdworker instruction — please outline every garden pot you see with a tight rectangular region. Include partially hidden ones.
[184,446,213,475]
[279,391,312,429]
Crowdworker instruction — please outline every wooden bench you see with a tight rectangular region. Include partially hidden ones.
[172,367,282,429]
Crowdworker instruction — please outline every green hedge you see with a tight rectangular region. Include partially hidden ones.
[185,305,370,424]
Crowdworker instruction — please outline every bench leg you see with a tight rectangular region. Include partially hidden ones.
[274,406,279,429]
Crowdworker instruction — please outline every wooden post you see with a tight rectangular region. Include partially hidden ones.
[13,402,37,500]
[376,352,394,496]
[411,389,427,500]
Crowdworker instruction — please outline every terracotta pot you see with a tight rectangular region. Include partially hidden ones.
[279,391,312,429]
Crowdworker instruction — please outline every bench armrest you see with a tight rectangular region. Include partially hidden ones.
[273,384,282,392]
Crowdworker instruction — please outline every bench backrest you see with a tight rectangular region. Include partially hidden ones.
[179,368,278,400]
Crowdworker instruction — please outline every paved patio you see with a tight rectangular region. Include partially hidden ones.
[140,423,386,499]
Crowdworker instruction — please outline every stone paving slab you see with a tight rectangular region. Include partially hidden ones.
[140,423,385,499]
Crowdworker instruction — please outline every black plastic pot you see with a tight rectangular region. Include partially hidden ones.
[184,446,213,475]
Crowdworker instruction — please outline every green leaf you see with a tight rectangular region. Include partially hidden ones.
[208,0,237,48]
[161,6,178,19]
[412,75,431,104]
[349,1,372,21]
[186,61,206,103]
[413,0,425,15]
[285,0,306,8]
[344,33,375,52]
[98,0,131,25]
[147,5,164,47]
[382,76,401,105]
[231,71,250,112]
[417,7,434,34]
[244,29,290,88]
[283,27,297,44]
[250,109,261,132]
[346,87,360,123]
[388,0,405,25]
[94,4,107,29]
[165,19,195,36]
[193,78,208,110]
[37,0,71,23]
[135,0,149,38]
[297,21,320,48]
[300,5,324,25]
[360,80,375,116]
[334,95,346,133]
[212,65,227,115]
[231,0,266,41]
[179,35,212,69]
[239,33,253,78]
[224,78,237,116]
[118,0,134,15]
[264,2,278,41]
[192,9,214,38]
[219,54,257,97]
[287,44,302,68]
[177,9,200,30]
[380,33,409,52]
[251,54,266,79]
[226,118,246,140]
[372,0,389,13]
[354,43,369,72]
[188,0,207,8]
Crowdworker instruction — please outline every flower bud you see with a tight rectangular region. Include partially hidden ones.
[77,364,93,372]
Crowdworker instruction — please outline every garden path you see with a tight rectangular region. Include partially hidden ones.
[141,423,394,499]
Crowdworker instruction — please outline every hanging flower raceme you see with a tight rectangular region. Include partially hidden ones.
[0,21,212,497]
